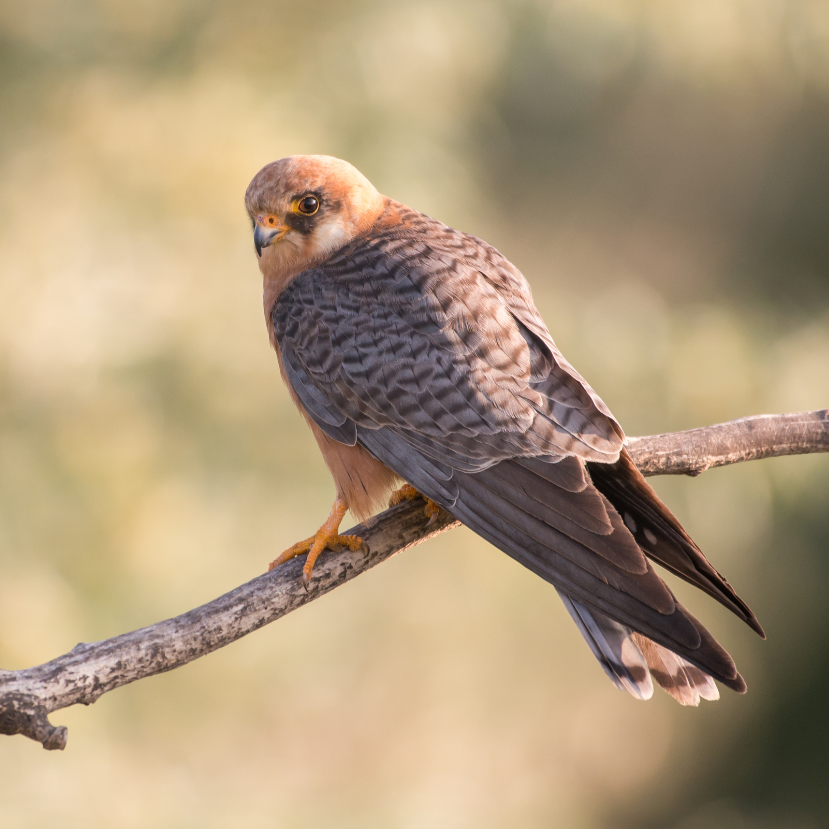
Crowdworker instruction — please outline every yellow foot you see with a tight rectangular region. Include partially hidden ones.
[268,496,363,586]
[389,484,440,522]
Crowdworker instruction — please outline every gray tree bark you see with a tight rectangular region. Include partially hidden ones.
[1,409,826,750]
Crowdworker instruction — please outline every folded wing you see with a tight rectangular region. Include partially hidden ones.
[273,205,761,700]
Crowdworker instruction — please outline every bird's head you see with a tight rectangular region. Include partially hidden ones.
[245,155,385,278]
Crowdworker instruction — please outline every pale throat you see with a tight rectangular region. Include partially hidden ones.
[258,214,356,318]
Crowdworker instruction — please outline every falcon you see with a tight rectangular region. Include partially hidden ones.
[245,155,764,705]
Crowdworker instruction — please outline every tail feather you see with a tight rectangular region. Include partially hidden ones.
[558,591,653,700]
[631,632,720,706]
[561,595,723,705]
[449,461,747,688]
[354,424,754,700]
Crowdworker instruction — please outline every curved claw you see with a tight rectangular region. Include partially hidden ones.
[389,484,441,523]
[268,496,362,585]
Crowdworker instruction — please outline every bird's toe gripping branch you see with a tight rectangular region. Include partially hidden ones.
[389,484,441,525]
[268,496,363,586]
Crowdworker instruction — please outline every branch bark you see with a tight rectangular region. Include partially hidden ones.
[625,410,829,475]
[1,409,827,750]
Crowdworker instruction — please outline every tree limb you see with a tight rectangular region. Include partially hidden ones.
[1,409,827,750]
[626,410,829,476]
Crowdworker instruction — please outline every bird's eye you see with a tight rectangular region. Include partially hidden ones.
[297,195,319,215]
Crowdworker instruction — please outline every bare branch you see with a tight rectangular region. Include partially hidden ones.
[1,409,827,750]
[0,504,460,752]
[626,409,829,476]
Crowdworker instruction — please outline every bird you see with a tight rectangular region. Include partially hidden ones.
[245,154,764,706]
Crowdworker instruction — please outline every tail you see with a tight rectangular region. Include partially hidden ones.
[355,428,756,700]
[559,592,721,705]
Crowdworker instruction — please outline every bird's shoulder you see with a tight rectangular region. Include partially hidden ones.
[280,199,538,332]
[273,199,624,464]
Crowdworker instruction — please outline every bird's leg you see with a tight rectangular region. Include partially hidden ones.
[268,496,363,586]
[389,483,441,523]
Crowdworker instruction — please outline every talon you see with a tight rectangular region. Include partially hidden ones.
[389,484,420,507]
[337,534,364,552]
[389,484,440,521]
[269,496,362,585]
[268,537,313,571]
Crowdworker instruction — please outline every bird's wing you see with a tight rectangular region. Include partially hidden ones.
[273,207,753,690]
[276,207,624,468]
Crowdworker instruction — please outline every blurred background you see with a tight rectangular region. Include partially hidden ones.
[0,1,828,827]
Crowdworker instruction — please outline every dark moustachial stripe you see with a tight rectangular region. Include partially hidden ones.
[285,211,320,235]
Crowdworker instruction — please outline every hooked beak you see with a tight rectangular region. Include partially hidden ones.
[254,216,289,257]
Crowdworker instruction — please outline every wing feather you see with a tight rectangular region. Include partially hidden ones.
[587,451,765,637]
[272,201,757,696]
